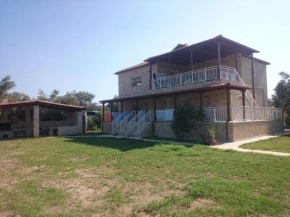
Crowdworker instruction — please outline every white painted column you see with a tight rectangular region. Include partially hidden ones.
[33,105,39,137]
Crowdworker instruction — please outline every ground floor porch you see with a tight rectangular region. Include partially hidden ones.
[102,120,284,142]
[100,83,284,141]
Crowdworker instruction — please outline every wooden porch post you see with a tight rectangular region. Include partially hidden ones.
[135,100,138,112]
[217,42,221,79]
[153,97,157,135]
[102,102,105,121]
[110,102,113,122]
[121,101,124,113]
[225,86,231,141]
[149,62,152,89]
[199,92,203,109]
[226,88,231,121]
[235,50,238,71]
[191,50,193,71]
[251,54,255,99]
[174,95,177,109]
[242,90,246,120]
[168,56,171,74]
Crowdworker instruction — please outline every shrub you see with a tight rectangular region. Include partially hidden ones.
[200,127,217,146]
[87,114,102,131]
[285,114,290,127]
[170,100,204,140]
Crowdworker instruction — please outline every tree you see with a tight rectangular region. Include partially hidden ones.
[8,92,30,102]
[170,100,204,139]
[5,92,31,122]
[272,72,290,114]
[0,75,15,101]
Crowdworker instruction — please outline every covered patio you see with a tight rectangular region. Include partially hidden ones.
[0,100,87,139]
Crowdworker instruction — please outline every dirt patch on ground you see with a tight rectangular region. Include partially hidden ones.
[188,198,216,211]
[69,155,90,162]
[43,166,186,216]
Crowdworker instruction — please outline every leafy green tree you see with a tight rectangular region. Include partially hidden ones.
[8,92,30,102]
[171,100,204,139]
[87,113,102,131]
[7,92,31,122]
[272,72,290,114]
[0,75,15,101]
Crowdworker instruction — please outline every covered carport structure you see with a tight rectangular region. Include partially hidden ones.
[0,100,87,139]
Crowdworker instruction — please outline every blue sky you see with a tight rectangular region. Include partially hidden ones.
[1,0,290,103]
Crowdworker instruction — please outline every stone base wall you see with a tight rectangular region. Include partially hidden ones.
[229,120,284,141]
[154,120,284,142]
[154,121,227,142]
[0,131,13,139]
[102,122,112,133]
[58,126,82,136]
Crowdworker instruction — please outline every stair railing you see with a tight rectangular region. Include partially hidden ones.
[112,112,127,133]
[137,110,153,134]
[128,111,145,134]
[120,111,136,132]
[234,69,258,107]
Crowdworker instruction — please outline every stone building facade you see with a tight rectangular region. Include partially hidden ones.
[101,35,284,141]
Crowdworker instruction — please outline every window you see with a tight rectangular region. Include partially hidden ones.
[132,76,142,86]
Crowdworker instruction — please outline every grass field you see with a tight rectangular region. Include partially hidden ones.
[241,134,290,153]
[0,136,290,216]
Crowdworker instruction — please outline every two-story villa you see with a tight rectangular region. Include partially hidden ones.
[100,35,284,141]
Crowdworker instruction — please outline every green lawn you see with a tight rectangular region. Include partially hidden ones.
[0,136,290,216]
[143,135,198,144]
[241,134,290,153]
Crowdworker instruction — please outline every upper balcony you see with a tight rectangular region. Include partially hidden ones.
[151,65,239,90]
[145,35,259,93]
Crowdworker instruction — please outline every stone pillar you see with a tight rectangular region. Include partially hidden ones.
[84,111,87,133]
[25,106,31,123]
[1,107,9,122]
[33,105,39,137]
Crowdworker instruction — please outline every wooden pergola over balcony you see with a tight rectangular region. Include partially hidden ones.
[145,35,259,97]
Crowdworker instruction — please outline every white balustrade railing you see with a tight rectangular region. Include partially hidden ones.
[151,65,238,89]
[137,110,153,134]
[153,106,282,122]
[112,112,128,133]
[231,106,282,121]
[128,111,145,134]
[203,107,227,121]
[120,111,136,132]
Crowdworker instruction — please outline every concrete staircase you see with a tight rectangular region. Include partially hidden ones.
[112,110,153,138]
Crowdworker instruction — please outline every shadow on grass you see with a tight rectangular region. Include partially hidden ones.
[63,136,194,152]
[64,136,159,152]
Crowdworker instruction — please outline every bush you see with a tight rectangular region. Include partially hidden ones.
[87,113,102,131]
[170,100,204,140]
[200,128,217,146]
[285,114,290,127]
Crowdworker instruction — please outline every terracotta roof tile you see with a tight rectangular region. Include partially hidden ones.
[0,100,86,111]
[115,61,149,74]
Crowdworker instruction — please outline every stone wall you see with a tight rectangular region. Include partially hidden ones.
[58,126,82,136]
[154,121,227,142]
[102,121,112,133]
[57,111,83,136]
[154,120,284,142]
[117,53,268,107]
[229,120,284,141]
